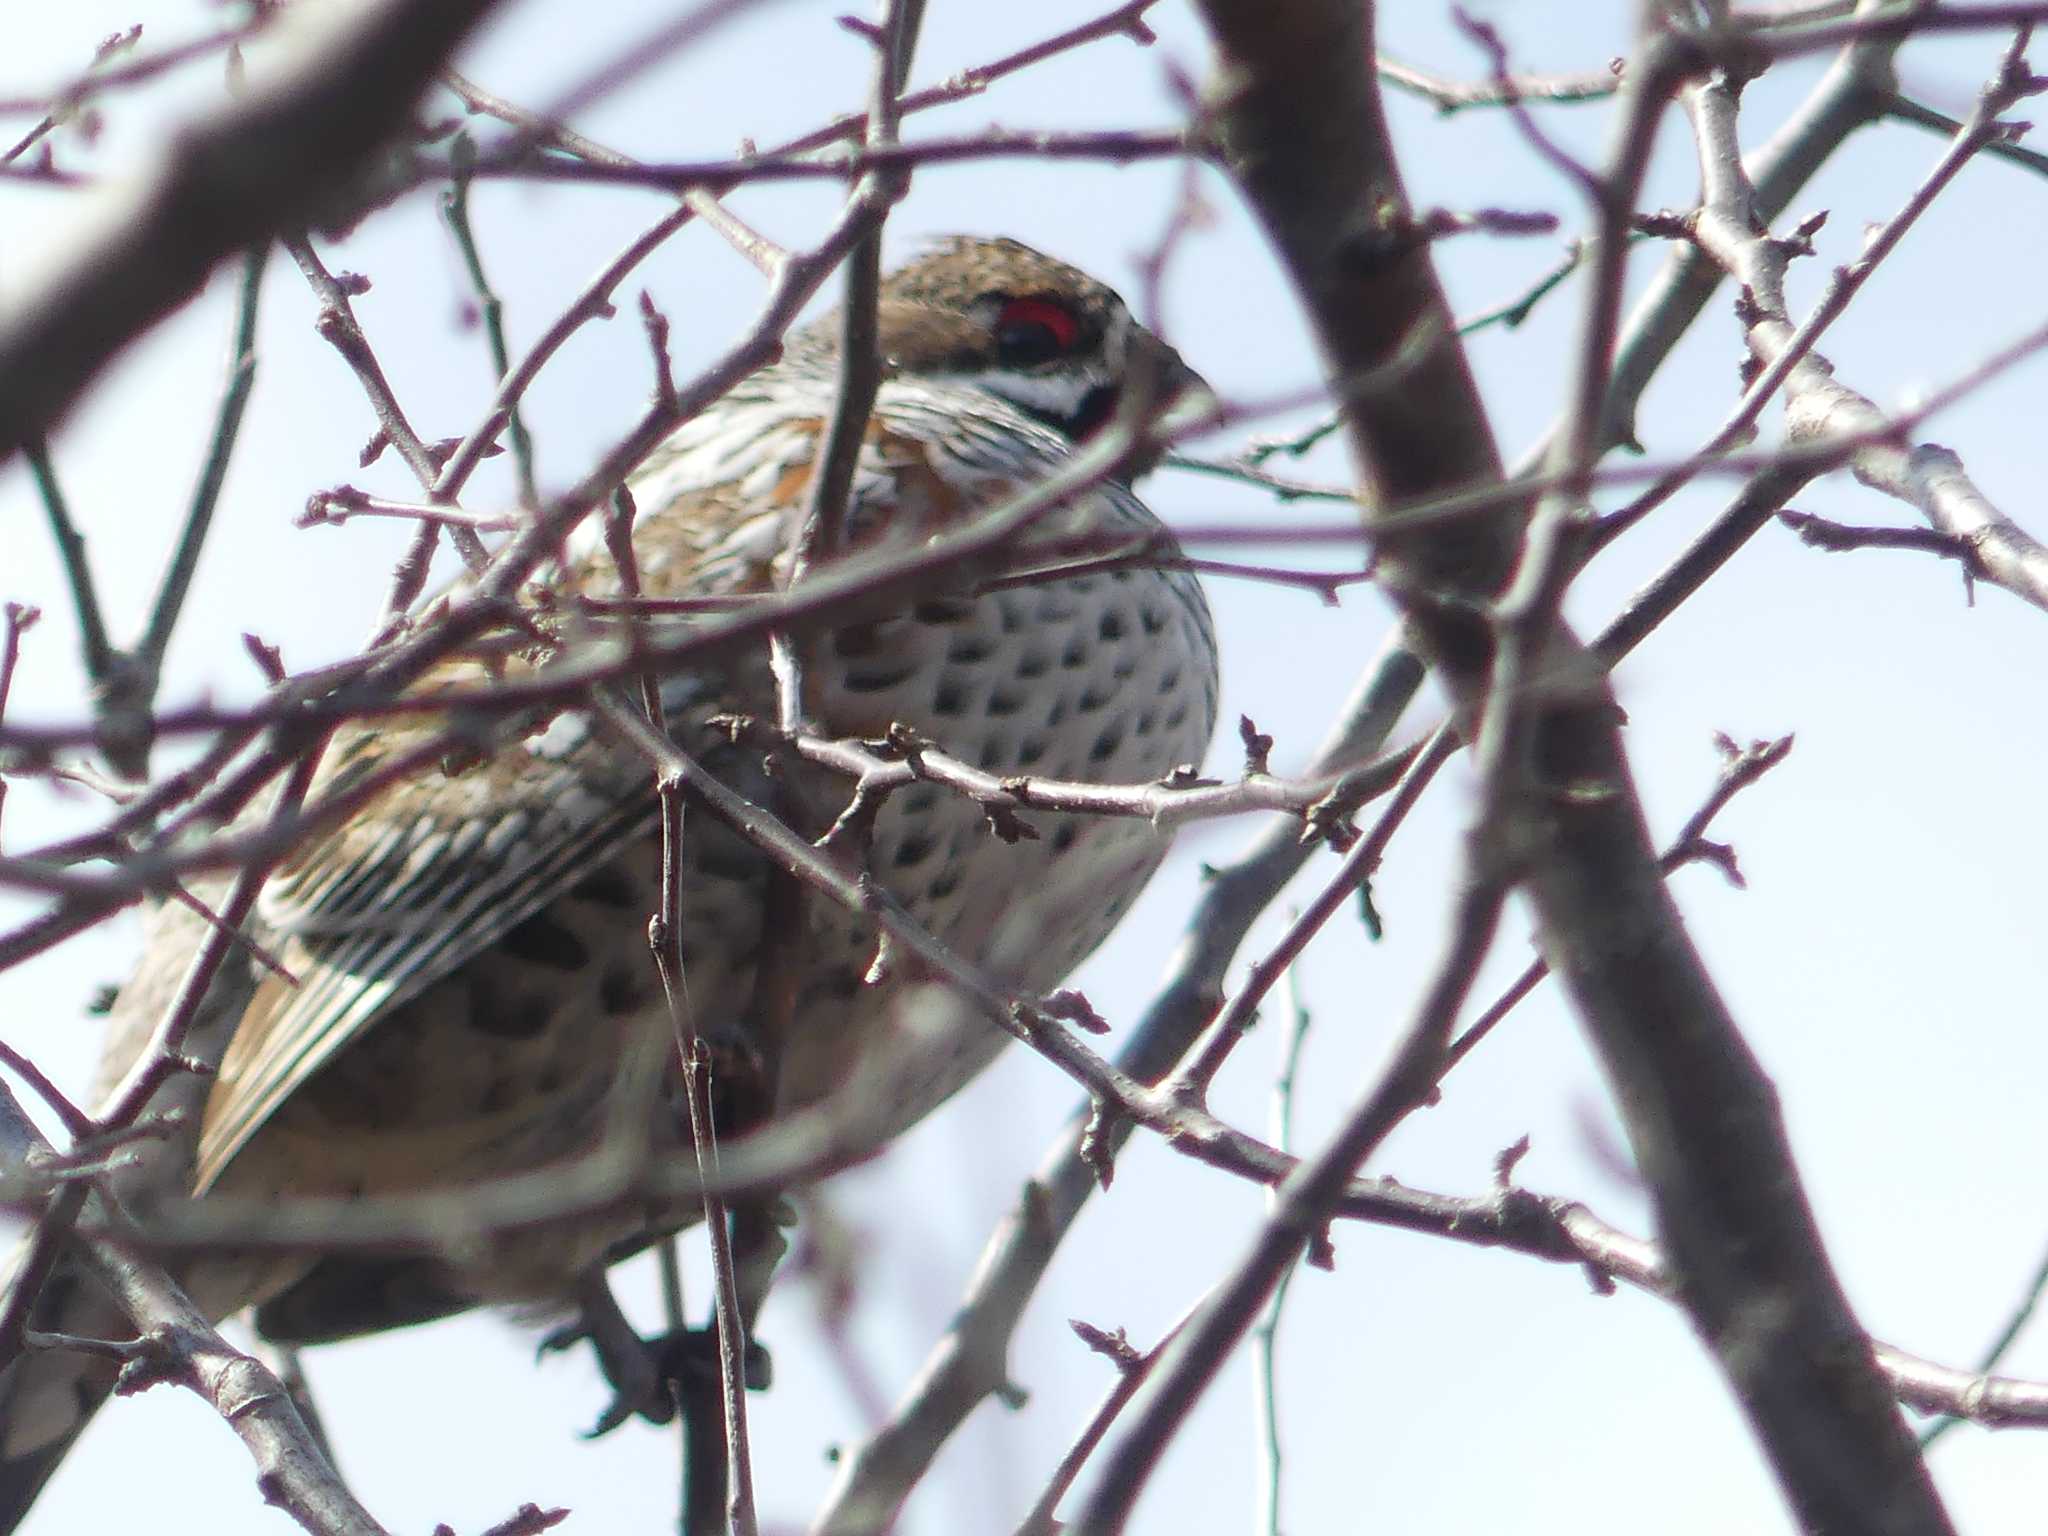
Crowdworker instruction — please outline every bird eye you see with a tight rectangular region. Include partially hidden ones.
[994,296,1080,367]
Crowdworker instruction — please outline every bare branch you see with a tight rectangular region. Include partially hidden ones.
[1376,51,1623,114]
[1677,35,2048,609]
[1179,5,1958,1535]
[138,245,269,675]
[0,0,513,458]
[0,1083,384,1536]
[0,20,269,119]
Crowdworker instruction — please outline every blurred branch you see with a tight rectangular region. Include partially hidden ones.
[0,0,511,459]
[1376,52,1622,114]
[24,442,113,681]
[0,603,29,836]
[0,605,31,725]
[23,440,154,777]
[1756,4,2048,57]
[21,244,266,780]
[1886,87,2048,176]
[0,19,269,118]
[441,147,540,509]
[1252,962,1315,1536]
[139,244,270,677]
[433,125,1203,193]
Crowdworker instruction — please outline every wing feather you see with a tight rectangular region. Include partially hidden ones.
[196,731,664,1189]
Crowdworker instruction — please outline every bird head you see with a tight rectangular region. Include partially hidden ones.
[793,236,1208,466]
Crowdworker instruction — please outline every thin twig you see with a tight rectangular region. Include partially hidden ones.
[0,0,511,458]
[26,441,114,681]
[1375,51,1623,114]
[139,243,269,673]
[0,19,268,118]
[286,236,493,576]
[1920,1230,2048,1448]
[647,767,756,1536]
[771,0,919,732]
[0,602,36,836]
[442,141,541,509]
[1013,1308,1201,1536]
[1252,960,1314,1536]
[1443,734,1795,1073]
[439,125,1201,192]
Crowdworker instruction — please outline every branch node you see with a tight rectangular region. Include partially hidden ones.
[1236,713,1273,776]
[1069,1319,1143,1374]
[1041,988,1110,1036]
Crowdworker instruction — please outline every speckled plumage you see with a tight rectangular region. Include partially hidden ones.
[0,238,1218,1525]
[201,368,1217,1324]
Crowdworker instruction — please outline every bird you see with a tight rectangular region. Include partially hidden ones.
[0,235,1219,1527]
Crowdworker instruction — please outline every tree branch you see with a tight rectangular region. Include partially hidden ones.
[0,0,512,458]
[1176,4,1956,1534]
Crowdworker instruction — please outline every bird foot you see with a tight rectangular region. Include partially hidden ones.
[540,1279,773,1438]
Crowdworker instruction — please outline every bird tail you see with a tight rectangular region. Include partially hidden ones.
[0,889,267,1532]
[0,1247,128,1535]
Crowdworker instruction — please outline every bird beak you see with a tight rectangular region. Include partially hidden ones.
[1123,330,1215,473]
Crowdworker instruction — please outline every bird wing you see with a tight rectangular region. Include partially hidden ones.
[194,661,705,1192]
[193,476,793,1192]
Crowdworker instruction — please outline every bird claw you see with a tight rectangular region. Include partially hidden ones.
[576,1327,775,1439]
[544,1273,777,1439]
[543,1273,677,1433]
[583,1387,657,1440]
[551,1204,787,1437]
[535,1320,590,1361]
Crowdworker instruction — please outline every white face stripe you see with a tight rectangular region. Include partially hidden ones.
[970,364,1109,423]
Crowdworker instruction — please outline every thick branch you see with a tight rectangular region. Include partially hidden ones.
[1182,5,1954,1535]
[0,0,510,458]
